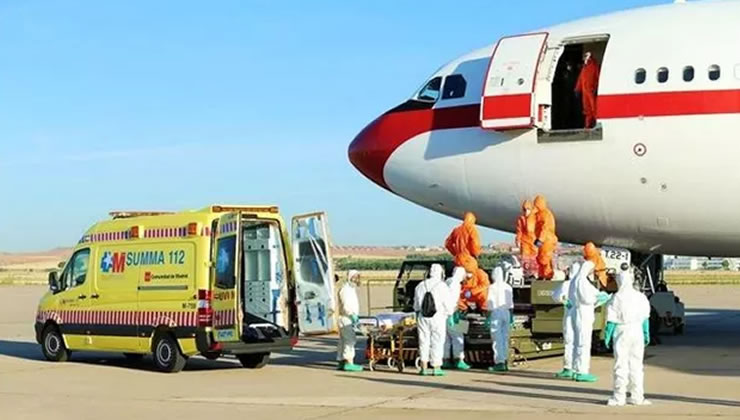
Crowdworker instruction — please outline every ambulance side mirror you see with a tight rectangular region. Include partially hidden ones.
[48,271,59,293]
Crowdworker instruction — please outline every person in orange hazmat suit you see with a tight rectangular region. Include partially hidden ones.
[584,242,608,289]
[515,200,538,274]
[533,195,558,280]
[574,51,601,129]
[445,212,490,311]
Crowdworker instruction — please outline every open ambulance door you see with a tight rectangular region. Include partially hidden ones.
[481,33,548,130]
[291,212,337,335]
[211,212,242,343]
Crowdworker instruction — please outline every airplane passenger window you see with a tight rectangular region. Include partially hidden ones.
[683,66,694,82]
[635,68,646,84]
[442,74,467,99]
[709,65,721,81]
[417,77,442,102]
[657,67,669,83]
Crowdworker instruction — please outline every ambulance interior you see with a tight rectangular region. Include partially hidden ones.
[241,221,289,328]
[549,38,608,131]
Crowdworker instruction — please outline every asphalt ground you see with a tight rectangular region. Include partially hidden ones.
[1,285,739,420]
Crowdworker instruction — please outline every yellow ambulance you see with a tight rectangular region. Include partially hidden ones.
[35,205,337,372]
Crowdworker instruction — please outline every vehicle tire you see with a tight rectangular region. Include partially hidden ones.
[41,325,69,362]
[202,352,221,361]
[152,334,187,373]
[123,353,144,362]
[237,352,270,369]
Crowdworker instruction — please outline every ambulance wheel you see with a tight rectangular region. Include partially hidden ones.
[414,357,421,370]
[41,325,69,362]
[123,353,144,362]
[153,334,187,373]
[237,352,270,369]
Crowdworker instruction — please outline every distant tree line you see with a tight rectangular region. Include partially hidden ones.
[335,253,508,271]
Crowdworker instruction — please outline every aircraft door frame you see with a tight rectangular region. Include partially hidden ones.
[480,32,549,130]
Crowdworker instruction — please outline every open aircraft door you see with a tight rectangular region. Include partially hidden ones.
[292,212,337,335]
[211,212,242,343]
[481,33,548,130]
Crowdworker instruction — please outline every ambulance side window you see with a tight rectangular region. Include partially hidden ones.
[216,235,237,289]
[59,249,90,291]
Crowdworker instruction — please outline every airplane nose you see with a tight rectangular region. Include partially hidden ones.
[348,115,393,191]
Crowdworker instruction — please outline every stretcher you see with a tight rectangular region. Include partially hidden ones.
[359,313,419,372]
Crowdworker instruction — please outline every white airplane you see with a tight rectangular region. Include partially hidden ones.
[349,0,740,279]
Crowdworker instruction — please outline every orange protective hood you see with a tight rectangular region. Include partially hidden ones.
[463,212,476,226]
[521,200,533,212]
[583,241,598,258]
[534,195,547,211]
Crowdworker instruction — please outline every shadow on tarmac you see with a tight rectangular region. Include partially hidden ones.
[644,308,740,377]
[481,380,740,408]
[0,339,44,360]
[272,335,348,371]
[344,375,603,406]
[344,375,740,408]
[0,339,248,372]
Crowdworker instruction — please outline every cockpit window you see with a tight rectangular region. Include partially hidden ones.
[442,74,467,100]
[417,77,442,103]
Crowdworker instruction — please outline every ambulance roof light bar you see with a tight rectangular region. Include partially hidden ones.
[210,205,279,214]
[109,211,175,220]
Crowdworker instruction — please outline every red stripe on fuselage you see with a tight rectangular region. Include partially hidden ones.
[598,89,740,118]
[349,89,740,191]
[481,94,531,120]
[348,104,479,190]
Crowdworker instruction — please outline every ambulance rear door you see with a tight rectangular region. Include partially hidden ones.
[291,212,336,334]
[211,212,242,343]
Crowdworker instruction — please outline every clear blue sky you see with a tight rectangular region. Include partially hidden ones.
[0,0,666,252]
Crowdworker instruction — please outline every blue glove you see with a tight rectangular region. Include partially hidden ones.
[447,317,454,328]
[565,299,572,310]
[350,314,359,326]
[596,292,611,307]
[464,290,472,299]
[604,321,616,349]
[642,319,650,345]
[484,316,491,329]
[534,239,543,248]
[509,313,515,328]
[452,310,462,324]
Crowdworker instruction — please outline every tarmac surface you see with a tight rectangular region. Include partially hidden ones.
[1,285,740,420]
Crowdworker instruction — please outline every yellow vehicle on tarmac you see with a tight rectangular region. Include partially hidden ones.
[35,205,337,372]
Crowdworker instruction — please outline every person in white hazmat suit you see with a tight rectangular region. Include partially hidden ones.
[568,261,610,382]
[552,262,580,379]
[443,267,469,370]
[604,265,652,406]
[486,266,514,372]
[414,264,454,376]
[336,270,362,372]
